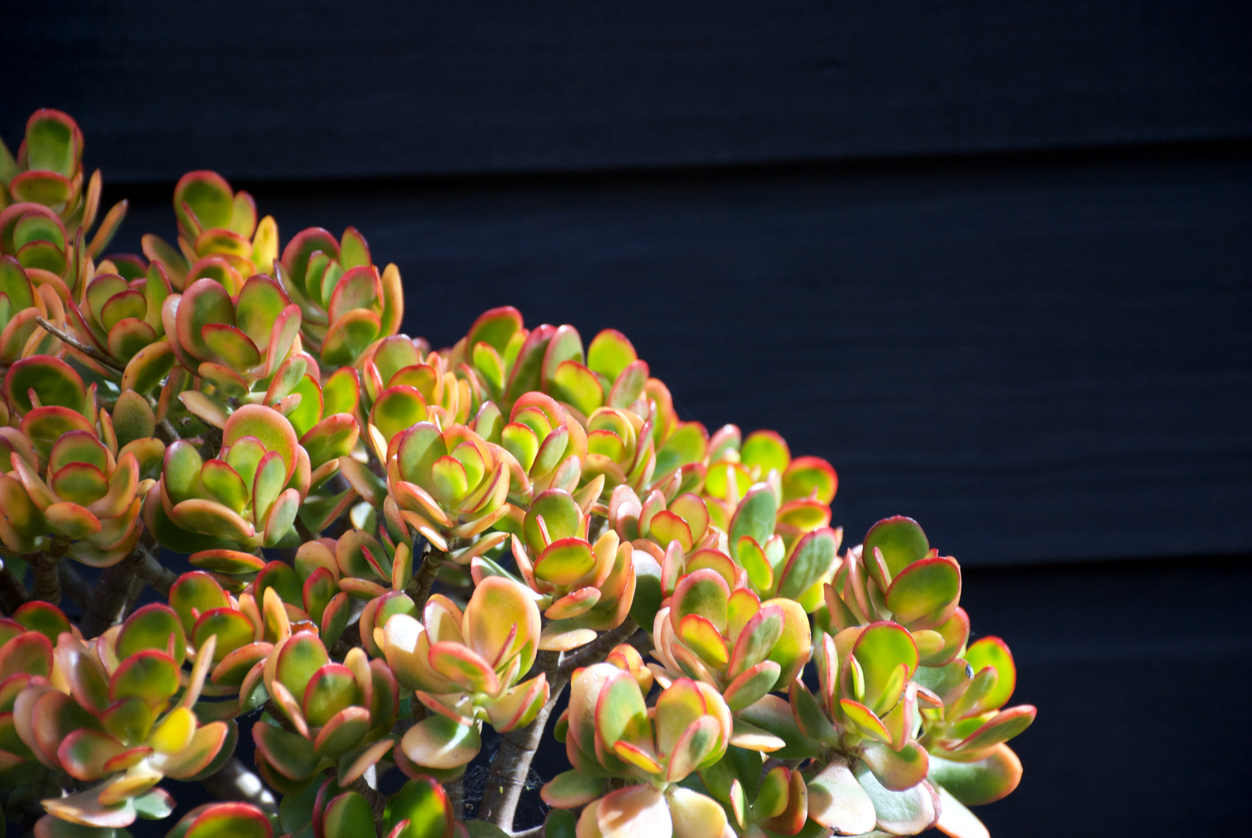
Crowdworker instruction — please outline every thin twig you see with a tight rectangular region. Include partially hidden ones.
[30,551,61,605]
[198,757,279,816]
[0,564,28,614]
[35,316,124,375]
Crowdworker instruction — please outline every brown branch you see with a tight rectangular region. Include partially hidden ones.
[30,551,61,605]
[345,774,387,834]
[35,316,124,375]
[198,757,278,816]
[133,543,177,597]
[404,543,448,612]
[80,554,137,638]
[477,649,562,828]
[155,418,180,446]
[0,564,29,614]
[558,618,639,677]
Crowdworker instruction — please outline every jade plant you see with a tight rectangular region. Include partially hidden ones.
[0,108,1034,838]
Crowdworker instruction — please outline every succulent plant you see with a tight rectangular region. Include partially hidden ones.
[251,618,398,794]
[141,171,277,289]
[0,107,1032,838]
[379,577,548,774]
[542,661,736,838]
[145,404,305,552]
[1,109,127,263]
[5,603,231,827]
[276,227,403,366]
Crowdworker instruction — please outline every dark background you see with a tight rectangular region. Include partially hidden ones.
[4,2,1251,836]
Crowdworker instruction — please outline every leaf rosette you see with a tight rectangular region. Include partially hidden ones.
[378,577,548,774]
[145,404,306,551]
[141,171,277,290]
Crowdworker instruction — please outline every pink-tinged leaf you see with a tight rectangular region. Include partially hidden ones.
[885,555,962,627]
[595,785,668,838]
[540,769,604,809]
[56,728,125,781]
[862,515,929,588]
[722,660,781,712]
[665,715,721,782]
[251,720,318,781]
[854,766,940,836]
[839,698,893,744]
[181,802,273,838]
[954,705,1036,752]
[927,744,1023,806]
[399,714,480,770]
[862,738,930,791]
[807,760,877,834]
[41,783,138,828]
[313,706,371,760]
[385,775,456,838]
[427,642,498,695]
[963,637,1018,713]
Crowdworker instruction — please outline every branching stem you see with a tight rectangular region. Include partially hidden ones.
[30,551,61,605]
[35,316,125,374]
[80,553,138,638]
[405,543,448,612]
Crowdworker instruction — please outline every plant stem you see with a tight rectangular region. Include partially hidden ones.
[558,618,639,677]
[58,562,91,613]
[198,757,278,816]
[404,543,447,612]
[80,553,138,638]
[0,564,28,614]
[134,542,177,596]
[35,316,125,375]
[155,418,180,446]
[345,775,387,834]
[30,551,61,605]
[477,618,642,829]
[477,650,562,828]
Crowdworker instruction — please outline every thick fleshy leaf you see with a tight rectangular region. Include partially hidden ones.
[386,776,456,838]
[252,720,318,781]
[963,637,1017,713]
[862,516,929,589]
[853,622,918,712]
[885,556,961,626]
[853,765,939,835]
[399,714,481,770]
[927,745,1023,806]
[776,527,839,600]
[935,785,991,838]
[780,456,837,505]
[807,760,877,833]
[667,787,726,838]
[862,739,930,791]
[117,604,186,665]
[727,485,776,566]
[595,785,669,838]
[540,769,604,809]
